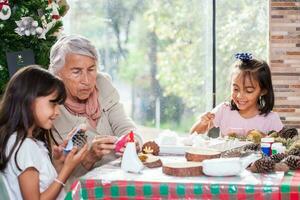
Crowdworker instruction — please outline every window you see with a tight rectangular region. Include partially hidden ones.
[63,0,268,134]
[216,0,268,104]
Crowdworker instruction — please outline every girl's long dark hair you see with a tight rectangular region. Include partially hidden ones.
[230,59,274,115]
[0,65,66,171]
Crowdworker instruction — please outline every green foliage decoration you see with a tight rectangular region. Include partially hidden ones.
[0,0,66,93]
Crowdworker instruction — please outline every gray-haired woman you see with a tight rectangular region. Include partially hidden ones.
[49,35,141,182]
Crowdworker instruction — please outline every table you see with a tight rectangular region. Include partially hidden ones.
[65,156,300,200]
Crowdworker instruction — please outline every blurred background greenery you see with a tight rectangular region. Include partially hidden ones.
[63,0,268,133]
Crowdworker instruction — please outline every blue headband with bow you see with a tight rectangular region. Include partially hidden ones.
[235,53,252,62]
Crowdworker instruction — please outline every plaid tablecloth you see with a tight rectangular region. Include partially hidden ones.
[65,157,300,200]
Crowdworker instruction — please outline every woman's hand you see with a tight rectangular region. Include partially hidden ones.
[81,135,117,170]
[190,112,215,134]
[91,135,117,158]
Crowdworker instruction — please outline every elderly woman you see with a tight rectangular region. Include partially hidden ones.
[49,35,141,178]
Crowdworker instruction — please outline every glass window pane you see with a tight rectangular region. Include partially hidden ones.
[63,0,213,134]
[216,0,268,105]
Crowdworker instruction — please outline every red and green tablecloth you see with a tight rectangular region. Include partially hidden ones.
[64,155,300,200]
[65,169,300,200]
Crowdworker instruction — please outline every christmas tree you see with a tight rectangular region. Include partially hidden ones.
[0,0,68,93]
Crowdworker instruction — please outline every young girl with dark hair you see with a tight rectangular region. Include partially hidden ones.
[190,53,283,136]
[0,65,87,200]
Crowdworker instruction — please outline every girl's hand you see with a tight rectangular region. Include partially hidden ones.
[52,124,85,169]
[56,124,87,169]
[62,144,88,172]
[52,140,68,172]
[200,112,215,126]
[190,112,215,134]
[52,140,68,161]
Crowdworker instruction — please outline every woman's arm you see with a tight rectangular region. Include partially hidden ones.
[107,100,137,137]
[98,73,142,143]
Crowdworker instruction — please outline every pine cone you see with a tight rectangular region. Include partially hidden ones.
[289,140,300,151]
[283,155,300,170]
[228,132,238,139]
[288,148,300,157]
[274,163,289,172]
[270,153,286,163]
[269,131,279,138]
[142,141,160,155]
[221,149,242,158]
[267,130,277,136]
[243,143,260,151]
[286,138,297,150]
[250,157,275,173]
[274,137,296,149]
[279,128,298,139]
[72,130,87,149]
[246,130,264,143]
[274,137,287,144]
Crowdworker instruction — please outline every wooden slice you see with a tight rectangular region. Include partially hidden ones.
[143,155,162,168]
[185,148,221,162]
[162,162,203,176]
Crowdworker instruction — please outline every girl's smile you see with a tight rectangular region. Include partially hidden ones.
[231,71,264,118]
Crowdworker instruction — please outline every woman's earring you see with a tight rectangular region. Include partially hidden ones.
[259,96,265,109]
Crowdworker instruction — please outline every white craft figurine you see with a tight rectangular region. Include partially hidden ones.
[121,132,144,173]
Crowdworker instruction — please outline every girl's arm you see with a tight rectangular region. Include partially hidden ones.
[190,112,215,134]
[19,145,87,200]
[18,167,66,200]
